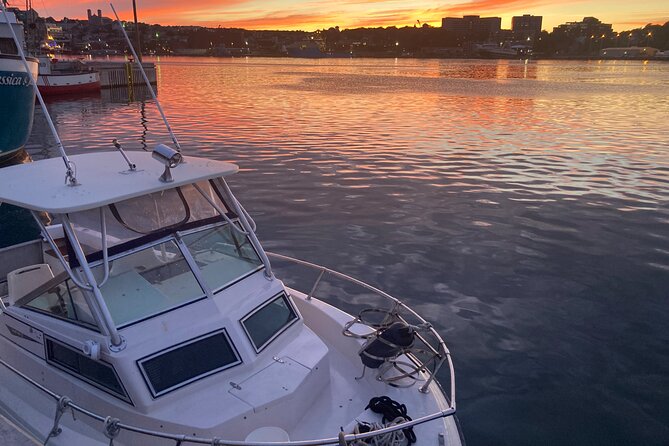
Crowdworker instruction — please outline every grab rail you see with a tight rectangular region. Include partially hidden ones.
[0,253,456,445]
[265,252,456,402]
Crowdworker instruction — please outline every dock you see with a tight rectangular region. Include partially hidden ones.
[83,61,157,88]
[0,414,39,445]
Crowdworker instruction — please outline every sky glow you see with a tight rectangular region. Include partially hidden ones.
[25,0,669,31]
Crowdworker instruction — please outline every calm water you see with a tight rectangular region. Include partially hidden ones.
[26,58,669,445]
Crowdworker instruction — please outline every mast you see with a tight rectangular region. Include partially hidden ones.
[131,0,142,62]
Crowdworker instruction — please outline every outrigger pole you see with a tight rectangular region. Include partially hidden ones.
[110,3,182,151]
[0,1,78,185]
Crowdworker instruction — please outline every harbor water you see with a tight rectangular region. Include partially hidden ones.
[24,58,669,445]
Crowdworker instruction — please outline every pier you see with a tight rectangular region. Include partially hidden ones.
[83,61,157,88]
[0,414,38,445]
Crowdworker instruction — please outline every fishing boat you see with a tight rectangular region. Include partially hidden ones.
[0,9,37,159]
[37,56,101,96]
[0,4,464,446]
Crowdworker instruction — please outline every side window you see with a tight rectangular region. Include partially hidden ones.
[46,338,130,402]
[23,279,97,328]
[242,293,299,352]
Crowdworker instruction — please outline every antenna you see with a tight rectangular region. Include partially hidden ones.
[110,3,182,151]
[0,1,78,185]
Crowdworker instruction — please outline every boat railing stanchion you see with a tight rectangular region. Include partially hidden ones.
[0,1,78,185]
[307,268,326,300]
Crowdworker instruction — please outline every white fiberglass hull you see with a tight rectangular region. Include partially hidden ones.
[0,290,463,446]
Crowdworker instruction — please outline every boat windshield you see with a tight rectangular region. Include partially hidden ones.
[89,223,262,327]
[181,224,263,293]
[92,239,205,326]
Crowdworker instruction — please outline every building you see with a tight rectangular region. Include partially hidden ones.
[512,14,542,38]
[553,17,613,38]
[441,15,501,40]
[87,9,104,26]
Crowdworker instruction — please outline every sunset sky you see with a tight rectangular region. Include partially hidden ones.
[26,0,669,31]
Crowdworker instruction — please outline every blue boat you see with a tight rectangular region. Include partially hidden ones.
[0,10,38,158]
[0,10,41,248]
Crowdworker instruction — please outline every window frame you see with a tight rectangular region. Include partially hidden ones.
[240,292,300,353]
[137,328,242,398]
[44,336,132,404]
[87,235,208,329]
[177,222,265,295]
[20,274,100,333]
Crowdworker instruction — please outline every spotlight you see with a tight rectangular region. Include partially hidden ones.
[152,144,182,182]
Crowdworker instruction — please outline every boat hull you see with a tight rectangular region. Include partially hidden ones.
[0,289,463,446]
[37,72,101,96]
[0,55,38,157]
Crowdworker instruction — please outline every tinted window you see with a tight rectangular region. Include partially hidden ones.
[46,339,127,400]
[139,330,240,397]
[242,294,298,351]
[0,38,18,55]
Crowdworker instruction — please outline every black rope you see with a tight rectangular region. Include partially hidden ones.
[366,396,416,445]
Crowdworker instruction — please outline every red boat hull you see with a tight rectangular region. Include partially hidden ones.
[38,81,101,95]
[37,71,101,96]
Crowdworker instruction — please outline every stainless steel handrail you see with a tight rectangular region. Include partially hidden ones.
[265,252,456,404]
[0,253,456,445]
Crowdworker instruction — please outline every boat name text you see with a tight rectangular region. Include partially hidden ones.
[0,73,30,86]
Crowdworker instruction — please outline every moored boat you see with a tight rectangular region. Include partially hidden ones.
[37,57,101,96]
[0,5,464,446]
[0,10,37,158]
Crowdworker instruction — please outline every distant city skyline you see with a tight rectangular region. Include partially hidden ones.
[25,0,669,31]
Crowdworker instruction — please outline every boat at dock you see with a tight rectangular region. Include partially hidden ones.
[0,5,464,445]
[37,57,101,96]
[0,10,37,159]
[0,150,463,446]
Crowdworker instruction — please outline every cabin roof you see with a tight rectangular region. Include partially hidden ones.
[0,151,238,213]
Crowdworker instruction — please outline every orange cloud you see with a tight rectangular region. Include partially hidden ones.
[28,0,669,31]
[199,11,340,29]
[433,0,555,17]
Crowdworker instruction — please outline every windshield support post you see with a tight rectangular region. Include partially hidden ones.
[218,179,274,280]
[61,215,125,350]
[174,232,214,298]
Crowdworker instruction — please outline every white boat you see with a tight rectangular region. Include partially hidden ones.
[0,6,463,442]
[0,149,464,446]
[475,43,519,59]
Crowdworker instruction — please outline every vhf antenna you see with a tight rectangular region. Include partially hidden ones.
[0,1,78,185]
[110,3,182,152]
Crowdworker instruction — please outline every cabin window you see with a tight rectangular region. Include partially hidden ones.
[138,329,241,397]
[92,239,205,327]
[181,224,263,293]
[46,338,129,402]
[22,277,97,329]
[0,38,18,55]
[242,293,298,352]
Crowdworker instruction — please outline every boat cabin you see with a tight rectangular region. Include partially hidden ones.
[0,151,329,430]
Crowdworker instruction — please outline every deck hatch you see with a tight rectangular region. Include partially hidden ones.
[139,328,241,397]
